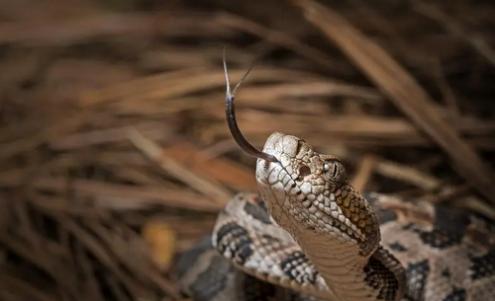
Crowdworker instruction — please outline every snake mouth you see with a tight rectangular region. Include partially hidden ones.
[255,132,299,183]
[255,132,304,213]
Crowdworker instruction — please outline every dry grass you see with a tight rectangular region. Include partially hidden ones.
[0,0,493,300]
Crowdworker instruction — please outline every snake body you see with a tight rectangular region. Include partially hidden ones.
[178,133,495,301]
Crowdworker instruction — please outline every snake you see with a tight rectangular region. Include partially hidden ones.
[176,60,495,301]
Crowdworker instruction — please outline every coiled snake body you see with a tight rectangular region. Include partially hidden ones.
[177,63,495,301]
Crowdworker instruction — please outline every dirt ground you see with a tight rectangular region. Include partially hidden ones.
[0,0,493,300]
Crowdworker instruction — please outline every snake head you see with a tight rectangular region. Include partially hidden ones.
[222,59,379,256]
[256,132,380,257]
[256,132,346,195]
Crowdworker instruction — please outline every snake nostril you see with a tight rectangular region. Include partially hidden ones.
[298,165,311,180]
[296,139,304,155]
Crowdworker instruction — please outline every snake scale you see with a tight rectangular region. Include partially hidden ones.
[176,61,495,301]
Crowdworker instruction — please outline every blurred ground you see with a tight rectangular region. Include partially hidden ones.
[0,0,494,300]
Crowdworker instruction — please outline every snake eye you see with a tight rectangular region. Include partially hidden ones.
[323,159,346,182]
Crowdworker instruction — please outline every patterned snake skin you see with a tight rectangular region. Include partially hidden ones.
[177,133,495,301]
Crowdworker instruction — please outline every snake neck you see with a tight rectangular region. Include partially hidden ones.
[260,183,405,301]
[294,224,405,301]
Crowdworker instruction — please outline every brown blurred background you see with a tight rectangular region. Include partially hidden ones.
[0,0,494,300]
